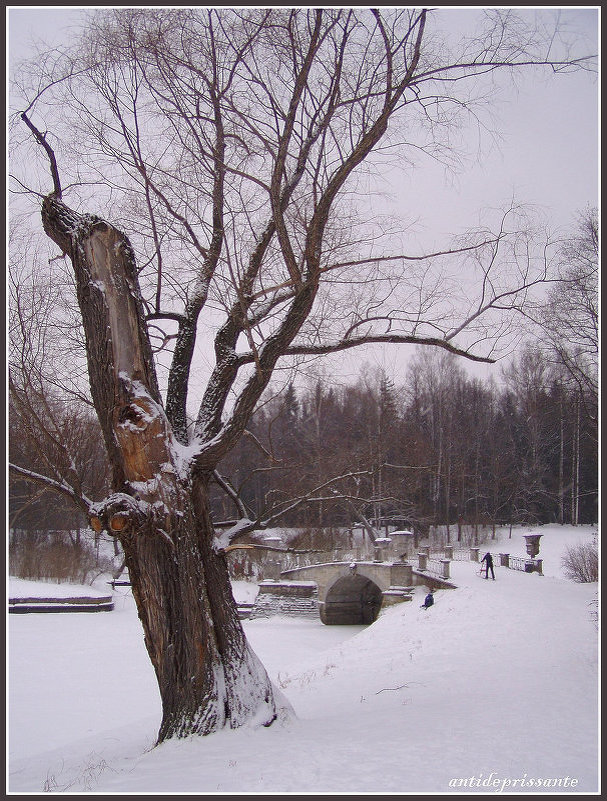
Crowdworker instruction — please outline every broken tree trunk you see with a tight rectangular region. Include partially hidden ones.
[41,194,288,742]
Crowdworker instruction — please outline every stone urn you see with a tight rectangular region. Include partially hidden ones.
[523,533,543,558]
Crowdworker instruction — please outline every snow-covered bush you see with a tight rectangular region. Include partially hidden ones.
[561,539,599,582]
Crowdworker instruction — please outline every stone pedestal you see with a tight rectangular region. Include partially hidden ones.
[390,531,412,562]
[390,561,413,587]
[524,558,543,575]
[373,538,392,562]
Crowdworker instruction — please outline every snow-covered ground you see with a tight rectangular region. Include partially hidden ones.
[8,525,599,794]
[8,577,111,599]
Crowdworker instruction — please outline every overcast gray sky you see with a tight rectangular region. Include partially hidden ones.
[8,6,598,235]
[7,6,600,385]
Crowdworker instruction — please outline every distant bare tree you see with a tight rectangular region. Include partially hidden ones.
[10,8,596,744]
[540,207,598,424]
[8,225,109,521]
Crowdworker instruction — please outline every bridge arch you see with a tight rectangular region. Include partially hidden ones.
[320,573,383,625]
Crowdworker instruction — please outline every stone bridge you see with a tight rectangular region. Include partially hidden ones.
[249,558,455,625]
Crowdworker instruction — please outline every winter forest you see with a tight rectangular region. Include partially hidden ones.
[10,333,599,568]
[11,268,599,553]
[8,7,598,749]
[212,342,598,533]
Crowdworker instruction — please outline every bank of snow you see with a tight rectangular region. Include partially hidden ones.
[8,525,599,793]
[8,577,109,599]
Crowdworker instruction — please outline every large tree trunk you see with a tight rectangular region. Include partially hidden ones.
[124,478,284,742]
[41,195,288,742]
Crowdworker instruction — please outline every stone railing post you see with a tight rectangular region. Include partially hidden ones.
[418,552,428,570]
[444,545,454,560]
[440,559,450,580]
[499,553,510,568]
[421,545,431,557]
[470,547,480,562]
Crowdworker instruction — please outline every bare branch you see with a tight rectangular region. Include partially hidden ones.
[244,333,496,365]
[20,112,62,198]
[9,462,93,515]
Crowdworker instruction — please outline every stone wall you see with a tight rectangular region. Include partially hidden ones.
[248,581,319,619]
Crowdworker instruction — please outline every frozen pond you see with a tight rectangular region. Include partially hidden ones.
[242,616,366,678]
[8,585,365,764]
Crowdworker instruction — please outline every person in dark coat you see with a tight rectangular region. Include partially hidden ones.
[481,551,495,579]
[421,589,434,609]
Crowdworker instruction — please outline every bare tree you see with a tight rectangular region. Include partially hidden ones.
[540,207,598,426]
[8,224,109,518]
[10,8,596,743]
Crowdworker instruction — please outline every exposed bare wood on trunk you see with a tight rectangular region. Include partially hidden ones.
[40,194,284,741]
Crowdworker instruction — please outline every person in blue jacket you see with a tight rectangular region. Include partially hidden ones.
[421,588,434,609]
[481,551,495,579]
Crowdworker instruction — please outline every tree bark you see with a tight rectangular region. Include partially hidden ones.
[41,195,287,742]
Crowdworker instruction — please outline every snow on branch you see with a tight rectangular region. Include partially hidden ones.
[9,462,92,515]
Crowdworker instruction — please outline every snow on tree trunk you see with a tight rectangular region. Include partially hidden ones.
[41,194,288,742]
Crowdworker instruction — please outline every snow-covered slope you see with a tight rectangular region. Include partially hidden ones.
[8,524,599,793]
